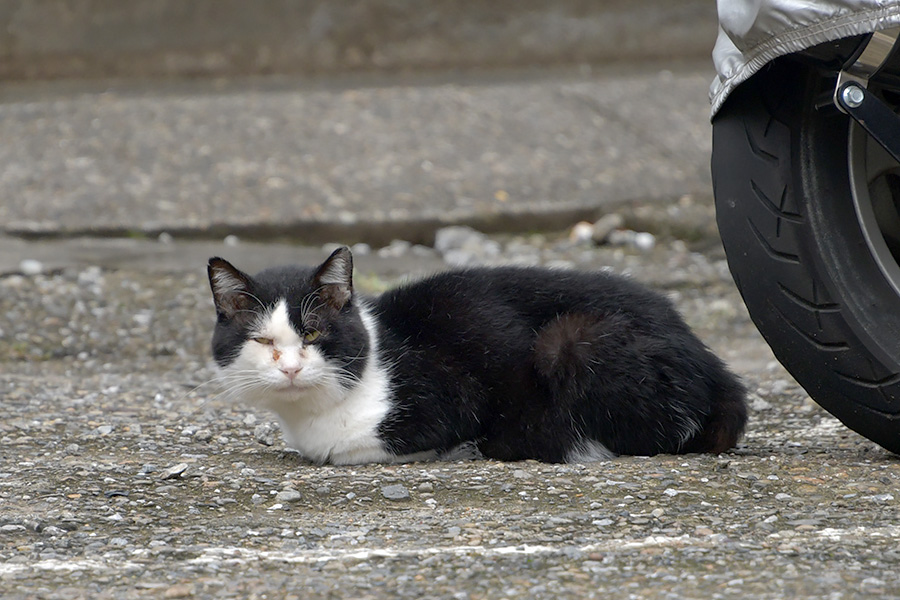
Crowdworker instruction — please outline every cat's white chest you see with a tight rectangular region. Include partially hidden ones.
[270,371,394,465]
[260,303,397,465]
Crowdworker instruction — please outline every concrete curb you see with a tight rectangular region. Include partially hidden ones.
[1,0,717,81]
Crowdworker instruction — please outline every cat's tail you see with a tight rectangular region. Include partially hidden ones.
[532,311,748,455]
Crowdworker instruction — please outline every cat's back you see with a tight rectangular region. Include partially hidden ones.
[373,265,675,328]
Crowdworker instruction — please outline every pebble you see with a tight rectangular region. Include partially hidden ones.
[193,429,213,442]
[254,422,280,446]
[633,231,656,252]
[18,259,44,276]
[590,213,625,244]
[433,226,501,266]
[160,463,189,480]
[381,484,410,501]
[41,525,67,536]
[351,242,372,256]
[275,489,303,503]
[569,221,594,243]
[377,239,413,258]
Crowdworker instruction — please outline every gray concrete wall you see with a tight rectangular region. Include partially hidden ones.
[0,0,717,80]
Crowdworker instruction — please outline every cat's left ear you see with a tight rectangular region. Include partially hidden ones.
[208,257,256,321]
[313,246,353,309]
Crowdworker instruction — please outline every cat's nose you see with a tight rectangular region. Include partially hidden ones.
[280,366,302,380]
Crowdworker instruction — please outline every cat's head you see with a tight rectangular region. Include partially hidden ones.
[206,247,370,408]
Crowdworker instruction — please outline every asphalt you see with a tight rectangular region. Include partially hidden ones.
[0,60,714,251]
[7,50,900,599]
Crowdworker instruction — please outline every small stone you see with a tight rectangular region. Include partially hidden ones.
[381,484,410,501]
[164,584,195,599]
[160,463,189,480]
[275,489,302,503]
[224,235,240,247]
[591,213,625,244]
[868,493,895,502]
[193,429,213,443]
[607,229,636,247]
[377,239,412,258]
[512,470,531,480]
[19,259,44,276]
[417,482,435,493]
[633,232,656,252]
[569,221,594,243]
[254,422,280,446]
[157,232,173,244]
[433,226,501,266]
[749,393,773,411]
[351,242,372,256]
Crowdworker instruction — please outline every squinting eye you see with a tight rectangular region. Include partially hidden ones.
[252,337,274,345]
[304,330,321,343]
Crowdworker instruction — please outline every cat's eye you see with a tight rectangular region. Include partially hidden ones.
[252,336,274,345]
[304,330,321,343]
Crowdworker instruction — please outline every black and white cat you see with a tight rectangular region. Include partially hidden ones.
[207,247,747,464]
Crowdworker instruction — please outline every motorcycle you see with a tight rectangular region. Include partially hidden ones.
[710,1,900,452]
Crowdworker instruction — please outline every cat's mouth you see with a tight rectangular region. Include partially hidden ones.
[272,377,317,393]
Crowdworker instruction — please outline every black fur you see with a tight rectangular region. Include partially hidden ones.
[208,248,747,462]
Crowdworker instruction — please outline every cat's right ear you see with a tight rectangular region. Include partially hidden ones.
[313,246,353,310]
[208,257,256,321]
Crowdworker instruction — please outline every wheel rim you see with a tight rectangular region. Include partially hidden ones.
[848,99,900,298]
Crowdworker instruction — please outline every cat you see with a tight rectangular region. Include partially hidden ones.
[207,246,747,465]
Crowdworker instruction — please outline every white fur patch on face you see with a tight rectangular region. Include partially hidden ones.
[217,298,395,465]
[221,300,331,399]
[268,302,395,465]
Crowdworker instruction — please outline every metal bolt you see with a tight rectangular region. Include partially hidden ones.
[842,84,866,109]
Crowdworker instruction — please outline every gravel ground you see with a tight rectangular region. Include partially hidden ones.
[2,223,899,599]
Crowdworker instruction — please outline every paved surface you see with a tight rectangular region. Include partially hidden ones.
[2,229,899,599]
[0,60,713,245]
[2,45,899,599]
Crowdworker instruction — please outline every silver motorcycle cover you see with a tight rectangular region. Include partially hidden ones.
[711,0,900,117]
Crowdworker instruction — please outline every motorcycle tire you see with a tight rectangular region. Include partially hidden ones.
[712,57,900,453]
